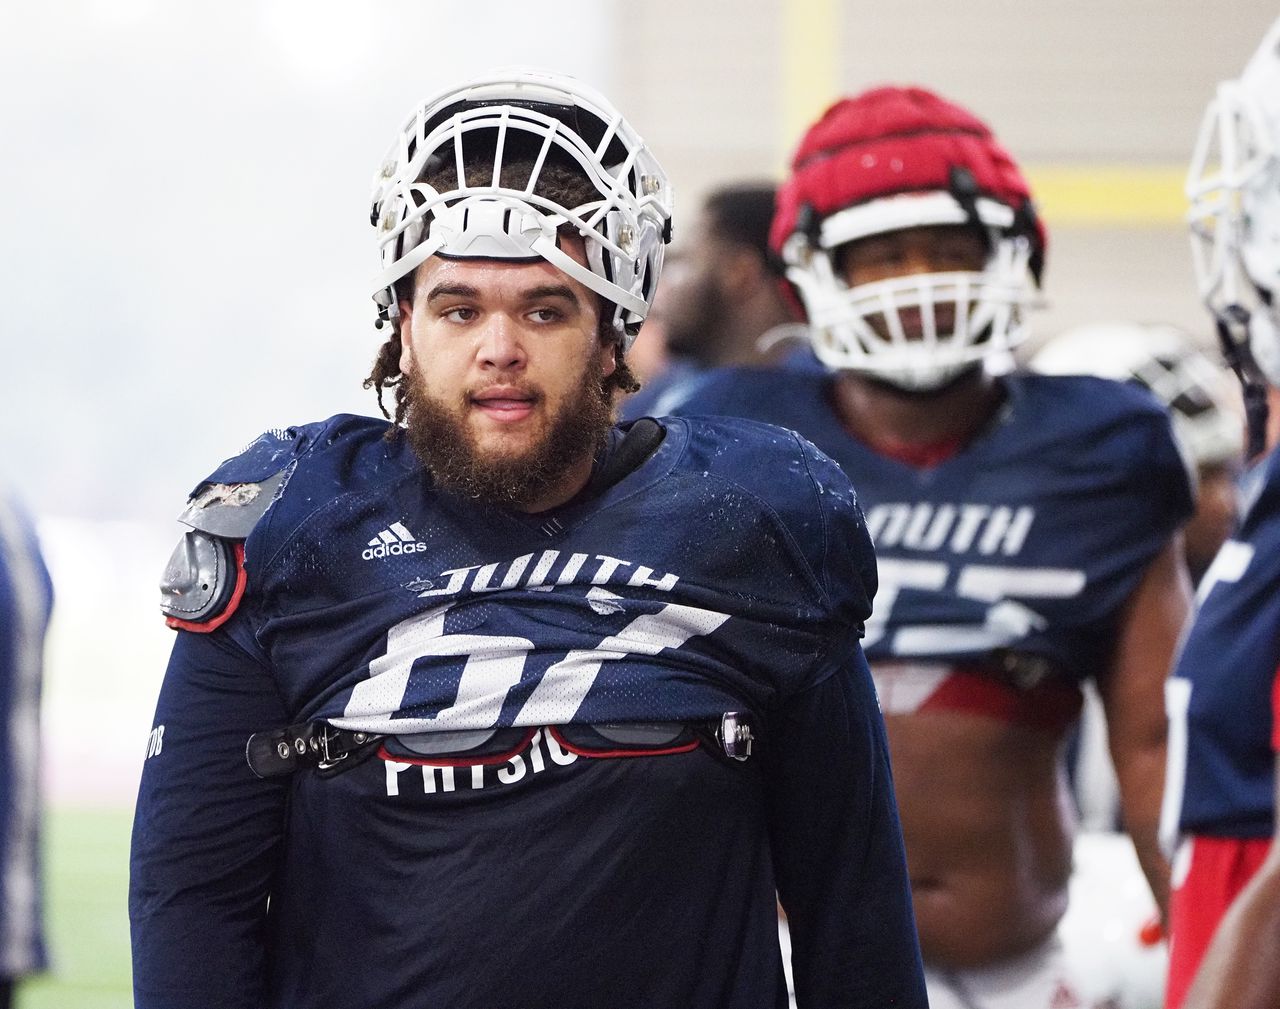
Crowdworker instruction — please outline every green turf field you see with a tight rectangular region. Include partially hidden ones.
[19,807,133,1009]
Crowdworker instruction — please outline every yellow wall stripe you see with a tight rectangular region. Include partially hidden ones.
[1026,165,1188,227]
[781,0,839,166]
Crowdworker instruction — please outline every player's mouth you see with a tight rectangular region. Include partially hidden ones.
[870,306,959,342]
[470,385,540,423]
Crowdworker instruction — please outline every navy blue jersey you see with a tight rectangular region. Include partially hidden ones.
[130,415,926,1009]
[0,493,49,977]
[666,369,1193,691]
[1164,445,1280,843]
[620,360,707,421]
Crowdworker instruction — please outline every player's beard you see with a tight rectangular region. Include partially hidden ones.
[402,354,615,511]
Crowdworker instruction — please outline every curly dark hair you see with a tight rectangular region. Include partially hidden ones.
[363,154,639,428]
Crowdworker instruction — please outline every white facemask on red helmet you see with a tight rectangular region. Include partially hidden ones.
[369,68,673,350]
[772,86,1047,391]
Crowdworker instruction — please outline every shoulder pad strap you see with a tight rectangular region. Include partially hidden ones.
[178,467,290,538]
[160,531,247,633]
[592,418,666,494]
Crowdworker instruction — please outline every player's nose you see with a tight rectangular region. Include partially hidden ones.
[475,314,526,370]
[902,246,944,277]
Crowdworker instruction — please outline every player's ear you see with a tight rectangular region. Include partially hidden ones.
[599,338,618,380]
[596,312,619,380]
[398,302,415,376]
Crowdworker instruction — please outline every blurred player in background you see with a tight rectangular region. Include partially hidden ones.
[1160,17,1280,1009]
[1032,324,1244,1005]
[0,490,50,1008]
[624,182,799,418]
[128,69,926,1008]
[669,85,1194,1008]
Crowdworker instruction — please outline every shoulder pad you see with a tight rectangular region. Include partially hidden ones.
[178,467,291,538]
[160,531,247,633]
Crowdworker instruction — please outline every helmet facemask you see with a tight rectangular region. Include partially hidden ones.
[1187,20,1280,454]
[369,70,672,349]
[782,192,1037,391]
[1187,77,1280,378]
[772,87,1046,393]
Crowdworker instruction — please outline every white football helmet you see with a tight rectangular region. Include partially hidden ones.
[772,86,1046,392]
[1032,323,1243,470]
[369,68,673,348]
[1187,19,1280,391]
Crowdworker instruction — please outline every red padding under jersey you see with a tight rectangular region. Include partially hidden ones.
[918,666,1083,734]
[376,727,701,768]
[165,542,248,634]
[377,729,538,767]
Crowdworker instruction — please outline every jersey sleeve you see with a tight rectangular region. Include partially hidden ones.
[129,619,289,1009]
[765,637,926,1007]
[662,366,756,418]
[792,432,877,633]
[1134,406,1197,537]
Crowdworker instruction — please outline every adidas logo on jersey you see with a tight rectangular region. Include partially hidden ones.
[363,522,429,561]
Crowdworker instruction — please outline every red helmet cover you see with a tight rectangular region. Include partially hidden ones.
[771,86,1047,265]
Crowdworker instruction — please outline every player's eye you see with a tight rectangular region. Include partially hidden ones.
[442,306,477,323]
[528,307,563,324]
[856,245,899,267]
[840,240,902,278]
[935,236,987,269]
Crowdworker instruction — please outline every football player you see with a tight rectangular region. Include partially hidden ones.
[1161,18,1280,1009]
[624,183,801,417]
[127,70,926,1008]
[0,490,50,1008]
[665,86,1194,1008]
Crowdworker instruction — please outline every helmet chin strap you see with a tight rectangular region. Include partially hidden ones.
[1248,303,1280,387]
[1215,302,1270,460]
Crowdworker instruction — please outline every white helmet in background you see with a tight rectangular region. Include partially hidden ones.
[1031,323,1243,470]
[1187,19,1280,452]
[369,68,673,349]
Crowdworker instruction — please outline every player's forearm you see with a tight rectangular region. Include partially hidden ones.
[1100,538,1186,919]
[1112,743,1170,918]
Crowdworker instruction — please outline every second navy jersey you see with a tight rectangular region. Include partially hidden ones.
[667,369,1194,683]
[1165,445,1280,843]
